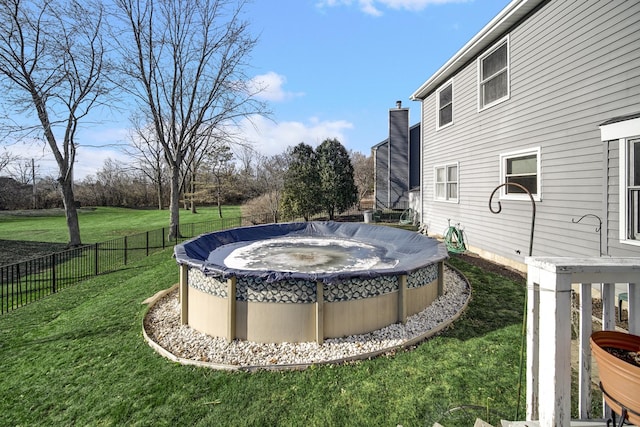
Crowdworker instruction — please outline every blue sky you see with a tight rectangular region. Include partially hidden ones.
[10,0,511,180]
[238,0,511,157]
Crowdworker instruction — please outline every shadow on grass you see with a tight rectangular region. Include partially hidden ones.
[0,240,69,266]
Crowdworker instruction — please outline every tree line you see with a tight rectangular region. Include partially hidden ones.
[0,140,374,223]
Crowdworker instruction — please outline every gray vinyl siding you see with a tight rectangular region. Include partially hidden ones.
[374,141,389,209]
[409,124,421,190]
[420,0,640,262]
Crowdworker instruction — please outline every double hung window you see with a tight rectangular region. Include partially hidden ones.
[479,37,509,109]
[435,163,458,202]
[436,81,453,129]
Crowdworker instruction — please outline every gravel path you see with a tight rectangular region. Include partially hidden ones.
[143,265,470,369]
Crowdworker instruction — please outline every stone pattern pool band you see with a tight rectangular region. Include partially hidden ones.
[188,263,439,304]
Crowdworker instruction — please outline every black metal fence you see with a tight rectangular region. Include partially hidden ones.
[0,207,419,314]
[0,214,273,314]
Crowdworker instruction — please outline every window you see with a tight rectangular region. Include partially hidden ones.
[600,114,640,245]
[436,80,453,129]
[500,148,541,201]
[434,163,458,202]
[600,113,640,245]
[478,37,509,110]
[627,138,640,240]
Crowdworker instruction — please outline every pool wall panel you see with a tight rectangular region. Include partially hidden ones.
[188,287,228,338]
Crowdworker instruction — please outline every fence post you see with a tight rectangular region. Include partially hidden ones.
[51,253,57,294]
[123,236,128,266]
[162,228,166,249]
[94,243,99,276]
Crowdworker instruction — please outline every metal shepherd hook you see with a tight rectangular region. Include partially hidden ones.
[488,182,536,257]
[489,182,536,422]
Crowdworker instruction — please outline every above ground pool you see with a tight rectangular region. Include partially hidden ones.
[174,221,449,344]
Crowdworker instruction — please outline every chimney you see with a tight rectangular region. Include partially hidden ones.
[396,100,402,109]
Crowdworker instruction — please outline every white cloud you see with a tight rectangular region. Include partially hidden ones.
[250,72,305,102]
[316,0,466,15]
[239,115,354,156]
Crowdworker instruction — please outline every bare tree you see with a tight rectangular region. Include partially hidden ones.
[0,149,16,175]
[113,0,267,239]
[126,118,169,210]
[0,0,108,246]
[207,143,233,218]
[350,150,374,207]
[7,158,34,184]
[255,152,289,223]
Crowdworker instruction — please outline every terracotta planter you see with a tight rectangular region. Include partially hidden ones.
[590,330,640,425]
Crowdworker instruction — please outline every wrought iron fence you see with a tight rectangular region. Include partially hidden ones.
[0,214,271,314]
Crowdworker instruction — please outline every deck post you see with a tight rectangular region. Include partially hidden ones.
[525,258,572,427]
[537,266,572,427]
[578,283,592,419]
[629,282,639,335]
[526,263,540,421]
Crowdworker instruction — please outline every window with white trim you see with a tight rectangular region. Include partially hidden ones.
[434,163,458,202]
[626,138,640,240]
[600,114,640,245]
[478,37,509,110]
[500,148,541,200]
[436,80,453,129]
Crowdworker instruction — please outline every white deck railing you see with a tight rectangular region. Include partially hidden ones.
[525,257,640,427]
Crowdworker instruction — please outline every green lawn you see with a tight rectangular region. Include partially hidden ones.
[0,249,528,426]
[0,206,241,243]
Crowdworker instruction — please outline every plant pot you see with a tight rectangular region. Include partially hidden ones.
[590,330,640,425]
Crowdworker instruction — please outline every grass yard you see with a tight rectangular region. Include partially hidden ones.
[0,206,241,244]
[0,248,528,426]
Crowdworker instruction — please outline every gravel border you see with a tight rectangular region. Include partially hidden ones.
[142,265,471,371]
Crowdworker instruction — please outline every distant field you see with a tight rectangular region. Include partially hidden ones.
[0,206,241,244]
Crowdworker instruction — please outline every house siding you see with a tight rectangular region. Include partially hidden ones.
[420,0,640,264]
[373,141,389,209]
[409,124,421,190]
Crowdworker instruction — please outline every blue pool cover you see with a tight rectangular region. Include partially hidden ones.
[174,221,448,283]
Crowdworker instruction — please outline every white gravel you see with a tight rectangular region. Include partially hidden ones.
[143,266,470,369]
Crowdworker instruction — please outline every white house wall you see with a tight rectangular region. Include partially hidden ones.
[418,0,640,266]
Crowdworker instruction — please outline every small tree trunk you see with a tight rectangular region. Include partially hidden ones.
[156,171,163,210]
[59,178,82,246]
[190,171,197,214]
[168,165,181,240]
[217,178,223,218]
